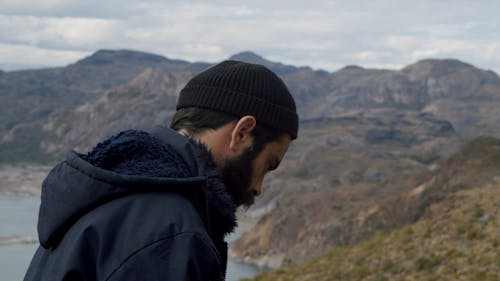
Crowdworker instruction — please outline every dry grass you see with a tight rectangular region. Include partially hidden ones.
[244,182,500,281]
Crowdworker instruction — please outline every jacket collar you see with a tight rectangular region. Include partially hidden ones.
[150,125,237,236]
[38,128,236,249]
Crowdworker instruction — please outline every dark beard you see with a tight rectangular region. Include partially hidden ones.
[220,146,258,208]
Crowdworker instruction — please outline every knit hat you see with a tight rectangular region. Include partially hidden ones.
[177,60,298,139]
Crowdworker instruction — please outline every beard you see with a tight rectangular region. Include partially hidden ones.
[220,146,258,208]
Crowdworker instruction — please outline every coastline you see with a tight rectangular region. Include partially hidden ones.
[228,207,282,270]
[0,164,50,196]
[0,235,38,246]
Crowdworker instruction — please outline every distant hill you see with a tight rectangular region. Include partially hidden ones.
[229,51,311,75]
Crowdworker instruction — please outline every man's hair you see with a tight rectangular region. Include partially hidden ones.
[170,107,283,155]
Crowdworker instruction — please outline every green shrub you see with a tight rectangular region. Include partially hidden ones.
[415,255,440,271]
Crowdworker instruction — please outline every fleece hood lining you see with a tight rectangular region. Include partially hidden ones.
[66,151,207,188]
[38,128,237,249]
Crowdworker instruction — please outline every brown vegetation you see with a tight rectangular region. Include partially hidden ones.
[245,181,500,281]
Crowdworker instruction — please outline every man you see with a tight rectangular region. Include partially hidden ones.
[24,60,298,281]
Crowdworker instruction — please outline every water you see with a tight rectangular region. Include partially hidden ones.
[0,196,39,237]
[226,226,266,281]
[0,196,264,281]
[0,196,39,281]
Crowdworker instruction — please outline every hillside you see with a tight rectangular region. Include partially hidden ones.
[0,50,204,133]
[0,50,212,163]
[245,180,500,281]
[292,59,500,136]
[230,136,500,267]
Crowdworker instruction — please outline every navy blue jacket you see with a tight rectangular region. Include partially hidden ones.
[23,126,237,281]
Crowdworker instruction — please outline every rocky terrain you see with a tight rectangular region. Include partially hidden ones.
[232,135,500,267]
[0,164,50,196]
[0,235,38,246]
[245,139,500,280]
[1,50,500,270]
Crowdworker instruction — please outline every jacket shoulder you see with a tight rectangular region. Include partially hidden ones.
[36,192,218,280]
[106,231,222,281]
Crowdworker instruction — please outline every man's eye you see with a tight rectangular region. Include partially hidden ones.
[268,164,278,172]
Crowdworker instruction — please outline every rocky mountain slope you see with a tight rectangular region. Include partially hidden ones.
[35,67,190,159]
[247,184,500,281]
[245,150,500,280]
[0,50,209,162]
[231,135,500,267]
[1,50,500,270]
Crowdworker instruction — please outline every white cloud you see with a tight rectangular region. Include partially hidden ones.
[0,43,90,70]
[0,15,121,49]
[385,36,420,50]
[0,0,499,74]
[382,34,500,72]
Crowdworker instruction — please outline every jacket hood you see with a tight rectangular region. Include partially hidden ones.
[38,127,237,249]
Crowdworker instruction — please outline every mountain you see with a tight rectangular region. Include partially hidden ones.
[37,67,191,158]
[299,59,500,129]
[1,50,500,271]
[229,51,311,75]
[0,49,210,136]
[0,50,211,162]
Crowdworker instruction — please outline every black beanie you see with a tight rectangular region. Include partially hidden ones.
[177,60,298,139]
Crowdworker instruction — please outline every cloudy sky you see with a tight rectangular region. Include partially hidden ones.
[1,0,499,73]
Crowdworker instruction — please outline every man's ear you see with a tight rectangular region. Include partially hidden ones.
[229,115,256,152]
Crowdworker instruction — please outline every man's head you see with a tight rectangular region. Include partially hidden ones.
[171,60,298,207]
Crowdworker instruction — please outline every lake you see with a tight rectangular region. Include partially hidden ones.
[0,195,264,281]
